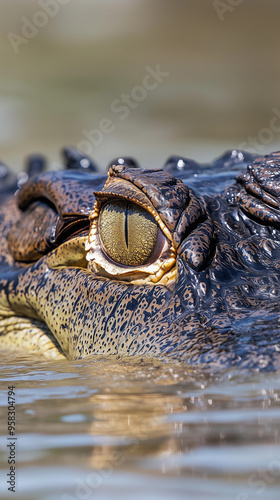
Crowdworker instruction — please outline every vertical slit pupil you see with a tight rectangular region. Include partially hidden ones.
[124,203,129,249]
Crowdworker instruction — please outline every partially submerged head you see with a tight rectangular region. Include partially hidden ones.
[2,150,280,370]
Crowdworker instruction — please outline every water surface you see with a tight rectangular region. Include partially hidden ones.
[1,354,280,500]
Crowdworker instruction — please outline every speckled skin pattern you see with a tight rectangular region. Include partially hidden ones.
[1,148,280,369]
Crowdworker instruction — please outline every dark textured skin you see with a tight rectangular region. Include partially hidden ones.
[1,148,280,370]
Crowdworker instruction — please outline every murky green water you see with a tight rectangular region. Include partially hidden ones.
[1,356,280,500]
[1,0,280,170]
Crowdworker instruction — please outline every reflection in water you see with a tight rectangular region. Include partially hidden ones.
[1,356,280,499]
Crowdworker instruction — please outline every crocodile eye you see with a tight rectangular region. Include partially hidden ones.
[99,200,158,266]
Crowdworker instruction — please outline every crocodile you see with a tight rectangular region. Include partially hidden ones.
[1,147,280,370]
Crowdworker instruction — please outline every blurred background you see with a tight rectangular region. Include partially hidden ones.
[1,0,280,171]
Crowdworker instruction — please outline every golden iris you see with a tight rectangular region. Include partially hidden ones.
[99,200,158,266]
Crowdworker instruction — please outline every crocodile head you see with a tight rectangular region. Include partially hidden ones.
[1,149,280,370]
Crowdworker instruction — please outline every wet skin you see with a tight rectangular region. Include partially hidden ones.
[1,148,280,370]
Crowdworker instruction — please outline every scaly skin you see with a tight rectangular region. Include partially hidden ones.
[1,149,280,370]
